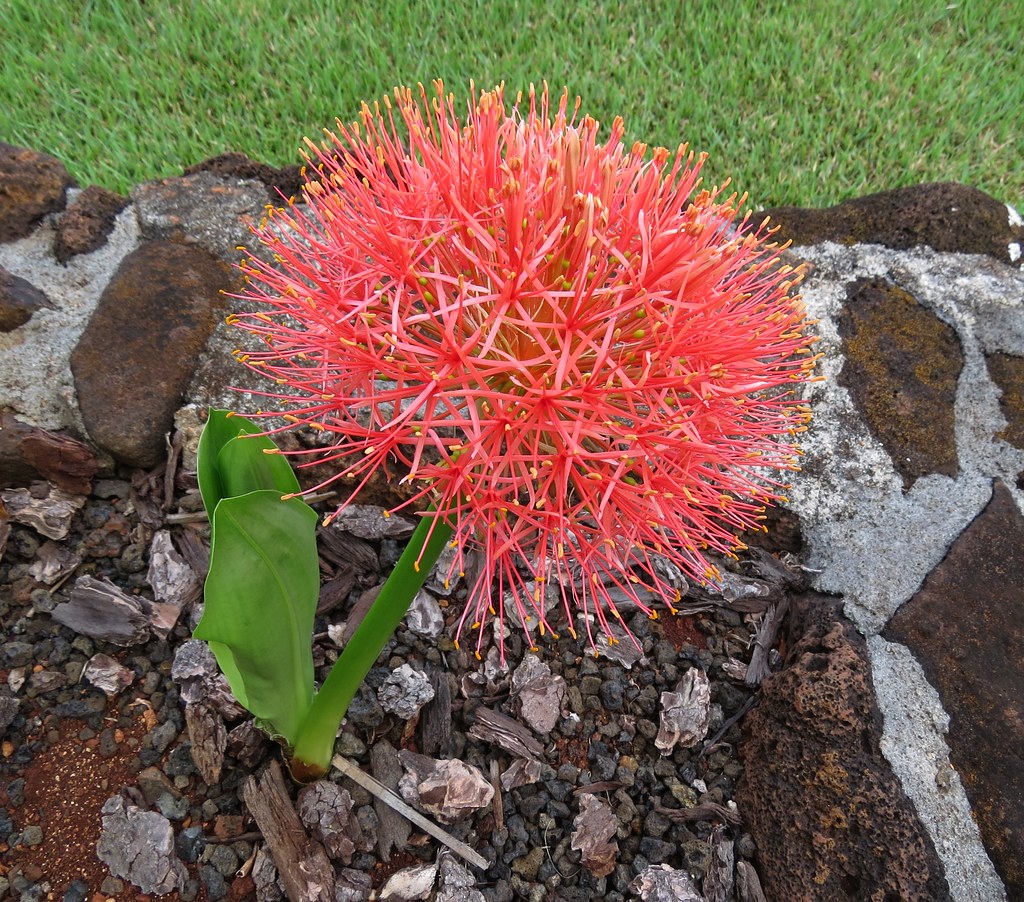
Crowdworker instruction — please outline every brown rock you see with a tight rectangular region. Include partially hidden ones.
[884,481,1024,899]
[132,170,277,262]
[0,265,52,331]
[184,152,304,201]
[53,185,128,264]
[738,594,951,901]
[70,240,235,467]
[0,143,75,243]
[758,182,1023,265]
[984,352,1024,450]
[838,278,962,488]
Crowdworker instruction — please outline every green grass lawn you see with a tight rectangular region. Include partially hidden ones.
[1,0,1020,210]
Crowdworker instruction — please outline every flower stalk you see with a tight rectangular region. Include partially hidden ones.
[288,510,453,781]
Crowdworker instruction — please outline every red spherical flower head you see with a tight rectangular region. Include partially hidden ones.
[232,81,817,656]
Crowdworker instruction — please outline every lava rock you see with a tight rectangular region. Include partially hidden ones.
[884,481,1024,898]
[738,595,951,900]
[70,239,235,466]
[54,185,128,263]
[758,182,1024,266]
[0,265,52,332]
[0,143,75,242]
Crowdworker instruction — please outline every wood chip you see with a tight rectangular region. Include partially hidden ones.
[147,529,201,608]
[468,706,545,760]
[571,794,619,878]
[655,667,711,754]
[736,860,768,902]
[243,760,335,902]
[52,575,151,646]
[82,653,135,697]
[186,701,226,785]
[419,666,454,758]
[333,754,488,870]
[370,740,411,859]
[18,422,97,495]
[746,596,790,687]
[2,484,85,540]
[703,829,735,902]
[653,802,743,826]
[27,539,81,585]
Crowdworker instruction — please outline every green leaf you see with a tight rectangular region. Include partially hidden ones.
[197,409,300,513]
[217,433,301,501]
[194,490,320,744]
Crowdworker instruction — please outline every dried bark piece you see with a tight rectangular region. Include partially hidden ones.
[52,576,151,646]
[571,794,619,878]
[511,653,566,735]
[333,754,487,870]
[370,740,411,858]
[436,853,485,902]
[655,667,711,754]
[317,524,380,577]
[0,410,97,493]
[172,638,248,721]
[329,503,418,540]
[500,757,544,791]
[82,653,135,697]
[419,667,454,758]
[226,719,269,770]
[27,539,81,585]
[251,845,285,901]
[736,860,768,902]
[186,701,226,785]
[97,795,187,894]
[147,529,201,607]
[297,781,369,863]
[334,868,372,902]
[468,706,545,760]
[1,484,85,540]
[630,864,702,902]
[398,751,494,824]
[242,760,335,902]
[746,596,790,687]
[379,863,437,901]
[405,588,444,638]
[653,802,742,826]
[703,830,735,902]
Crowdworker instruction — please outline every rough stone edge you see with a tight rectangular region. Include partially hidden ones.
[868,635,1007,902]
[785,239,1024,901]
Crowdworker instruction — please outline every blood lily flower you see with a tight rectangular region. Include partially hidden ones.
[231,82,817,656]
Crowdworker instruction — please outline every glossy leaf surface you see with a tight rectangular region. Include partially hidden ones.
[194,489,319,743]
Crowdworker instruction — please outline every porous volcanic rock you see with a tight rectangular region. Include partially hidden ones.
[0,143,76,243]
[758,182,1023,266]
[837,277,963,488]
[131,170,276,263]
[738,594,951,901]
[884,481,1024,899]
[183,152,305,201]
[984,351,1024,451]
[54,185,129,264]
[70,240,236,467]
[0,264,52,331]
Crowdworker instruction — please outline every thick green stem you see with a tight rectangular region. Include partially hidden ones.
[288,509,455,781]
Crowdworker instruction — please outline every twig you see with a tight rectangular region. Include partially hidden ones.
[489,758,504,833]
[331,754,488,870]
[698,694,758,758]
